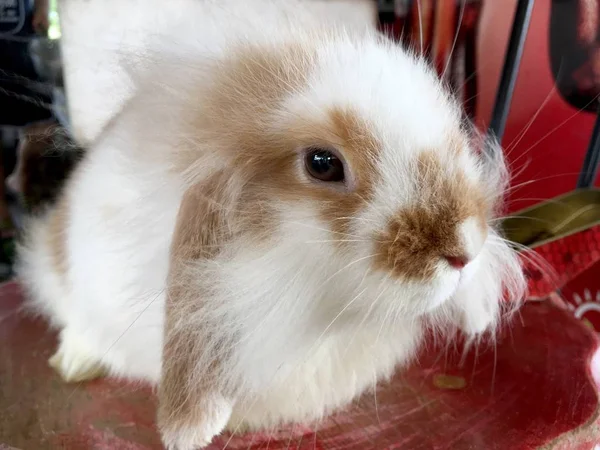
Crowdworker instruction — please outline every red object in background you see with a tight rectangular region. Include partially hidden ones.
[430,0,458,75]
[477,0,600,214]
[561,258,600,332]
[523,225,600,299]
[409,0,435,55]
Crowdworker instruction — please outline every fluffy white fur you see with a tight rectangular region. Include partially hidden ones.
[19,1,525,449]
[58,0,377,146]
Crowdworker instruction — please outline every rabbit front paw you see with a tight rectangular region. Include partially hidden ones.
[49,328,107,383]
[158,394,232,450]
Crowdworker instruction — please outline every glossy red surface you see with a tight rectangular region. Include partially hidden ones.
[1,281,600,449]
[477,0,600,214]
[560,258,600,332]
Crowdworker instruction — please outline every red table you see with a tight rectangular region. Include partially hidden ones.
[2,277,600,449]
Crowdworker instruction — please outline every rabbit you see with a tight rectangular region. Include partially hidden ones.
[16,1,526,449]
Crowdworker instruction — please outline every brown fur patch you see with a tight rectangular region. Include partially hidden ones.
[374,151,487,280]
[320,107,382,237]
[228,105,382,241]
[240,106,382,237]
[159,171,236,434]
[172,43,316,174]
[178,43,384,244]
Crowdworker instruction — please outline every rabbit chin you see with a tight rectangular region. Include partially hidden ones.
[417,252,486,316]
[363,267,463,322]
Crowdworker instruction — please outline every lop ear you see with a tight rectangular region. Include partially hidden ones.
[158,171,237,450]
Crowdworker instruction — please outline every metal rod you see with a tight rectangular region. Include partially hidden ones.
[577,102,600,188]
[488,0,535,143]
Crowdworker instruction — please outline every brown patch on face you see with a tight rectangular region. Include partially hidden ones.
[374,151,487,280]
[178,42,383,244]
[173,43,316,173]
[224,105,382,242]
[160,170,238,434]
[321,107,382,236]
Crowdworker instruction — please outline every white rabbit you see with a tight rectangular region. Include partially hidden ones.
[17,1,525,449]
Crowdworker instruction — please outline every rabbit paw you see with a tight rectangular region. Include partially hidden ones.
[159,394,232,450]
[49,329,106,383]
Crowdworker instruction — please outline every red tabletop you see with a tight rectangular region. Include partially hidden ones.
[1,280,600,449]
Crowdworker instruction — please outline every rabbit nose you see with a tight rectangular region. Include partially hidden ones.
[445,255,470,270]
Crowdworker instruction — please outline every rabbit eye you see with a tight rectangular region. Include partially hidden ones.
[304,148,345,182]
